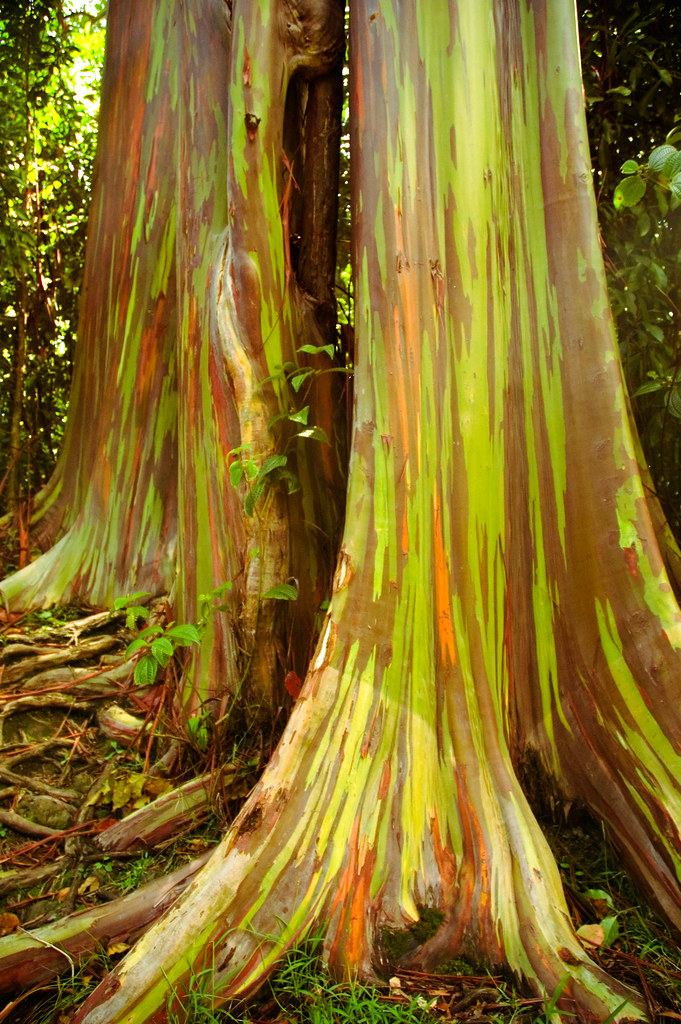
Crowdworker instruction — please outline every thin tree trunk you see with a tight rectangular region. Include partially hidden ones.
[6,278,27,511]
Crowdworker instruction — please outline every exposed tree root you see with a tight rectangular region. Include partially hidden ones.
[66,617,647,1024]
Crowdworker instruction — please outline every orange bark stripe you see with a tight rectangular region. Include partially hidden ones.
[433,488,456,666]
[378,759,391,799]
[328,818,370,966]
[393,306,411,461]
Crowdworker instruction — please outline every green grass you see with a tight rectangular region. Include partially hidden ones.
[164,941,438,1024]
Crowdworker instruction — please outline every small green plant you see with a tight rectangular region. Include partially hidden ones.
[185,711,211,753]
[114,590,152,628]
[228,341,346,522]
[114,592,202,687]
[227,410,328,520]
[118,852,152,893]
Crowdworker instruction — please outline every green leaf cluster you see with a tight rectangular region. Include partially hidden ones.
[614,133,681,209]
[115,593,201,688]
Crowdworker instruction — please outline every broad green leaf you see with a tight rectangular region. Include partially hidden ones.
[229,461,244,488]
[619,160,639,174]
[647,323,665,343]
[166,624,202,646]
[298,342,335,359]
[186,716,209,751]
[584,888,615,909]
[648,144,677,174]
[244,477,267,517]
[600,915,620,947]
[663,151,681,179]
[280,469,302,494]
[150,637,174,667]
[657,67,672,87]
[668,388,681,420]
[125,636,149,658]
[670,172,681,200]
[290,369,315,392]
[297,425,330,444]
[650,263,668,289]
[262,583,298,600]
[134,654,158,688]
[258,454,288,478]
[287,405,310,425]
[125,606,149,629]
[614,175,646,208]
[114,591,151,611]
[633,379,665,397]
[137,624,163,640]
[636,210,651,237]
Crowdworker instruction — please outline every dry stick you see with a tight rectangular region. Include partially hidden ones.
[0,981,59,1024]
[0,819,114,866]
[609,947,681,982]
[0,765,80,803]
[0,858,68,898]
[1,635,121,686]
[0,664,135,704]
[636,958,657,1020]
[0,809,60,839]
[2,736,87,768]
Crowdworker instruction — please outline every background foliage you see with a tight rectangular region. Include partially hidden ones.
[580,0,681,538]
[0,0,105,525]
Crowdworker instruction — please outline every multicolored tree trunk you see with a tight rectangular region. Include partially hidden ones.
[0,0,344,716]
[49,1,681,1023]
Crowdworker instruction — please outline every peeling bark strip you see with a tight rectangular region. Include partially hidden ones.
[51,2,681,1023]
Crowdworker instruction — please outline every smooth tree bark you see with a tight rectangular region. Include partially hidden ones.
[2,0,681,1021]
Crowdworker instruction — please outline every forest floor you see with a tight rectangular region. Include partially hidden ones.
[0,604,681,1023]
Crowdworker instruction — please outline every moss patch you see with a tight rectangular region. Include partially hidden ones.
[382,905,445,962]
[434,955,478,976]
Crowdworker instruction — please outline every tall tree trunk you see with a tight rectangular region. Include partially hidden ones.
[64,2,681,1023]
[0,0,345,717]
[1,2,179,603]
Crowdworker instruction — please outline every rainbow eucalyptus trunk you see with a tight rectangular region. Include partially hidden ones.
[0,0,345,715]
[58,1,681,1023]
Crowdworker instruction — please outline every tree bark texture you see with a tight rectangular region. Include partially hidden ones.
[55,2,681,1023]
